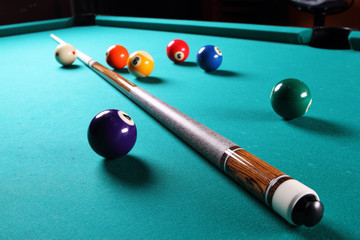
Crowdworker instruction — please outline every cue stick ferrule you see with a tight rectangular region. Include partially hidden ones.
[76,49,95,67]
[50,34,324,227]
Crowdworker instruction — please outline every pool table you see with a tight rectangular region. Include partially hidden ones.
[0,16,359,239]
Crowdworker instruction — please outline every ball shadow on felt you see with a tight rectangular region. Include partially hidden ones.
[136,76,163,84]
[114,68,129,74]
[61,64,80,69]
[287,116,354,137]
[205,69,238,77]
[175,61,198,67]
[103,155,153,187]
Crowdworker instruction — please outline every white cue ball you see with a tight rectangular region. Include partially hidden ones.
[54,43,77,66]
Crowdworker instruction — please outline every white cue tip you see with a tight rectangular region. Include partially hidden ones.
[50,34,65,44]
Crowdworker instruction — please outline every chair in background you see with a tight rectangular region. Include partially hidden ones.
[289,0,355,49]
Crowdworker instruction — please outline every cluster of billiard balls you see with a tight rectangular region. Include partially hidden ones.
[54,39,223,77]
[54,40,312,160]
[104,39,224,74]
[166,39,223,71]
[105,45,155,78]
[54,43,155,78]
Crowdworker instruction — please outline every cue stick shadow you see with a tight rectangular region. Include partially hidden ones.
[204,151,351,236]
[296,221,353,240]
[102,155,154,188]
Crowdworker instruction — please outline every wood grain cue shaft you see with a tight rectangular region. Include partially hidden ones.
[50,34,324,227]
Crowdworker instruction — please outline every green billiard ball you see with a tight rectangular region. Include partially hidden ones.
[270,78,312,120]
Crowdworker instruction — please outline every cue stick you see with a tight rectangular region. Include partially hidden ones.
[50,34,324,227]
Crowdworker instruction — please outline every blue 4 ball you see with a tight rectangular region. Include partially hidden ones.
[197,45,223,71]
[88,109,137,159]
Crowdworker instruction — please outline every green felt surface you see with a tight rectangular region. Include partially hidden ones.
[0,18,360,239]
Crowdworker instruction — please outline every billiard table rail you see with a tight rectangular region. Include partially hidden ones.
[2,15,360,51]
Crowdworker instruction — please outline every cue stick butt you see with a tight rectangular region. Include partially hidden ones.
[222,146,323,226]
[291,194,324,227]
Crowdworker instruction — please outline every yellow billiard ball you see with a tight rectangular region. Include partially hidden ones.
[127,51,154,78]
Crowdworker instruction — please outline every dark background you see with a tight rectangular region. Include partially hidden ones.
[0,0,359,28]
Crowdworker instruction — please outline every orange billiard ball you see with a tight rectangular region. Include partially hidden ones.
[105,45,129,69]
[127,51,154,78]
